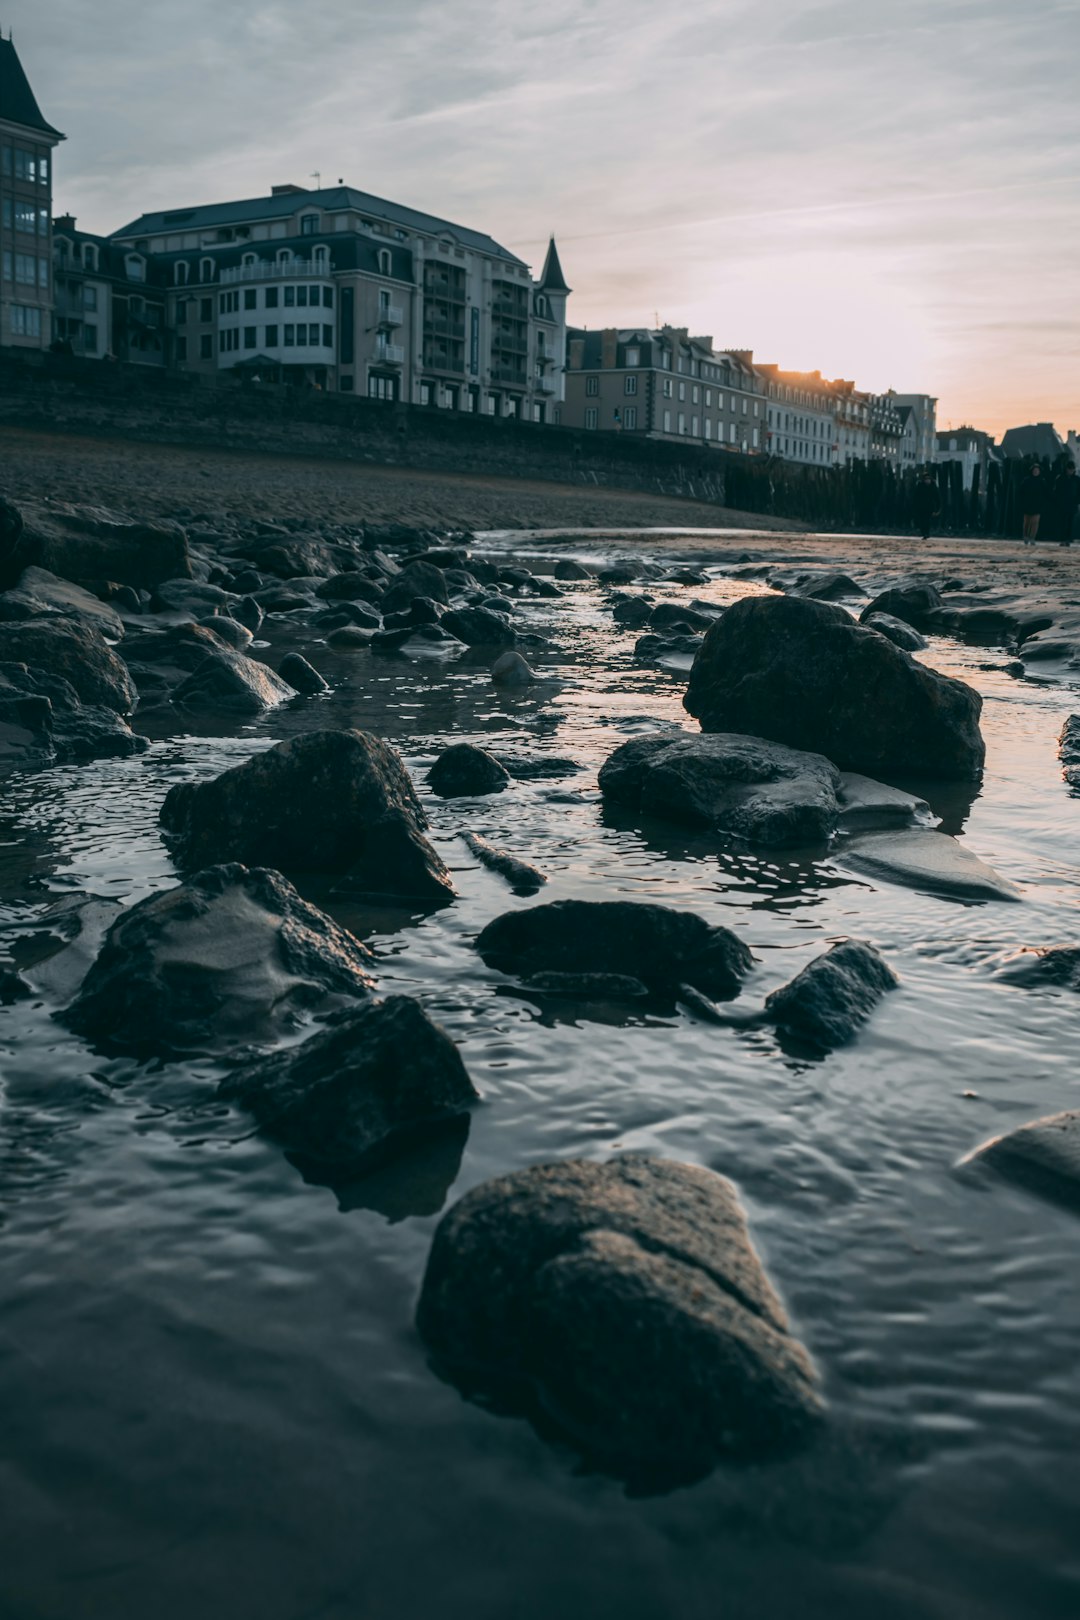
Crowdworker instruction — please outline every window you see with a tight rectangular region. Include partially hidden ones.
[200,334,213,359]
[242,253,257,269]
[584,406,598,430]
[322,324,333,347]
[369,373,397,401]
[313,245,328,268]
[692,386,700,404]
[729,423,737,444]
[678,413,686,435]
[585,375,599,396]
[0,146,8,176]
[692,416,699,436]
[219,328,240,353]
[175,335,186,361]
[265,325,278,346]
[200,296,213,322]
[624,374,637,395]
[284,324,295,346]
[322,286,333,308]
[377,249,391,275]
[14,148,35,181]
[126,254,146,280]
[309,322,320,344]
[284,286,295,306]
[296,285,308,307]
[1,250,10,281]
[15,202,36,234]
[200,257,214,282]
[244,326,257,349]
[14,253,35,285]
[244,289,257,310]
[660,351,670,370]
[218,290,239,314]
[625,346,639,366]
[300,214,319,236]
[705,389,712,407]
[624,406,637,430]
[175,261,189,286]
[37,256,48,289]
[663,410,672,433]
[662,378,673,398]
[10,305,42,337]
[704,419,712,440]
[84,324,98,353]
[742,398,748,415]
[265,287,279,308]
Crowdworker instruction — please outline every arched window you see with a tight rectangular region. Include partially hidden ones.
[174,261,189,286]
[200,257,214,282]
[313,244,328,268]
[242,252,256,269]
[535,293,548,319]
[83,243,98,271]
[125,253,146,282]
[277,248,292,266]
[377,249,391,276]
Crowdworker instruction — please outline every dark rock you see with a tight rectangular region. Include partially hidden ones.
[313,601,378,630]
[864,612,927,652]
[313,573,385,604]
[835,772,931,830]
[381,561,450,614]
[0,565,126,639]
[476,899,753,999]
[859,581,943,630]
[524,970,646,997]
[684,595,985,780]
[598,559,664,584]
[0,618,136,714]
[257,538,338,578]
[232,595,264,633]
[839,828,1020,901]
[554,559,593,581]
[462,832,546,892]
[496,566,537,589]
[251,585,317,614]
[526,576,563,599]
[954,606,1022,645]
[792,571,862,601]
[404,547,470,570]
[1020,637,1075,663]
[61,863,376,1057]
[0,663,54,770]
[160,729,455,904]
[279,652,329,695]
[428,744,510,797]
[371,623,465,654]
[196,615,252,651]
[154,578,237,617]
[996,946,1080,990]
[171,649,294,714]
[220,995,477,1172]
[383,596,442,630]
[326,626,375,650]
[611,594,654,628]
[964,1111,1080,1213]
[599,732,841,846]
[495,754,581,780]
[491,651,536,685]
[1059,716,1080,787]
[764,940,898,1050]
[666,567,709,586]
[17,502,192,589]
[229,569,264,595]
[0,966,30,1003]
[649,602,716,633]
[634,633,706,668]
[416,1155,822,1479]
[440,607,517,647]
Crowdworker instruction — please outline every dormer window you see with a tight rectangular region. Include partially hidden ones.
[126,253,146,282]
[300,214,319,236]
[277,248,292,266]
[242,252,257,268]
[82,243,98,272]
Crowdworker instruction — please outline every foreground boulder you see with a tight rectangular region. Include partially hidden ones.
[599,732,841,847]
[160,730,455,904]
[16,502,192,589]
[61,863,376,1057]
[427,743,510,798]
[0,618,136,715]
[417,1155,822,1479]
[475,899,753,1000]
[963,1111,1080,1213]
[684,595,984,780]
[764,940,898,1051]
[220,995,478,1173]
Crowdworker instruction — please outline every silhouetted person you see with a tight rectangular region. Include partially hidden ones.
[912,472,939,540]
[1018,463,1046,543]
[1051,462,1080,546]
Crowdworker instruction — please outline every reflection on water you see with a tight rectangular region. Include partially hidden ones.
[1,544,1079,1619]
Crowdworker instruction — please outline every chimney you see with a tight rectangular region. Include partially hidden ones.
[54,212,76,231]
[568,337,585,371]
[601,327,618,370]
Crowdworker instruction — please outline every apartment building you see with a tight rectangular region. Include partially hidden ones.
[887,391,937,465]
[0,36,63,351]
[869,393,905,469]
[563,326,765,451]
[53,217,168,363]
[758,365,837,465]
[108,186,569,418]
[935,426,1000,491]
[829,379,872,464]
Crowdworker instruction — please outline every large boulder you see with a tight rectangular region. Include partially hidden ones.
[684,595,984,780]
[0,663,147,769]
[964,1111,1080,1213]
[61,863,376,1057]
[0,565,125,639]
[475,899,753,1000]
[380,561,450,615]
[159,730,456,904]
[0,618,136,714]
[599,732,841,847]
[171,649,295,714]
[764,940,898,1051]
[440,607,517,648]
[16,502,192,590]
[220,995,478,1173]
[428,743,510,798]
[416,1155,822,1479]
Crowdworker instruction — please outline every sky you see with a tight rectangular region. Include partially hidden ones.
[11,0,1080,437]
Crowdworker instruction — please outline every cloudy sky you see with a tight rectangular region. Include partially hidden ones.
[15,0,1080,435]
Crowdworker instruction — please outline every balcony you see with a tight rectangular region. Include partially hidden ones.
[220,259,331,284]
[423,313,465,340]
[491,363,526,387]
[536,377,557,395]
[375,343,405,365]
[378,304,404,327]
[424,277,466,305]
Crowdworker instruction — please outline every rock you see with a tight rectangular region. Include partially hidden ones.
[598,559,664,584]
[383,596,442,630]
[496,754,582,780]
[428,744,510,797]
[666,567,709,586]
[0,494,26,587]
[1019,637,1074,662]
[648,602,716,633]
[525,970,647,997]
[0,618,136,714]
[279,652,329,694]
[859,581,943,631]
[154,578,237,617]
[440,607,517,647]
[491,651,537,686]
[314,601,379,630]
[257,538,338,578]
[996,946,1080,990]
[313,573,384,604]
[792,571,862,602]
[8,666,147,763]
[554,559,593,580]
[380,561,450,615]
[839,829,1020,901]
[171,649,295,714]
[599,732,841,847]
[326,626,375,650]
[196,615,251,651]
[416,1155,822,1479]
[684,595,985,780]
[61,863,376,1058]
[16,502,192,589]
[475,899,753,1000]
[160,729,455,904]
[371,623,465,656]
[864,612,927,652]
[611,594,654,628]
[836,772,932,830]
[219,995,478,1173]
[764,940,898,1051]
[963,1111,1080,1213]
[1058,716,1080,788]
[0,663,54,770]
[232,595,264,633]
[462,832,546,892]
[252,585,317,614]
[634,633,705,670]
[0,565,126,639]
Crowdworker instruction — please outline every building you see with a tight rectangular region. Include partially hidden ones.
[108,185,569,417]
[53,216,168,364]
[757,365,837,465]
[0,35,64,351]
[999,422,1065,461]
[563,326,765,451]
[869,393,905,469]
[934,425,1000,492]
[886,391,937,466]
[828,380,872,464]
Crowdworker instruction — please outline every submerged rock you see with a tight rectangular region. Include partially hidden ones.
[996,946,1080,990]
[428,744,510,798]
[554,559,593,581]
[462,832,546,892]
[491,651,537,686]
[836,772,932,830]
[764,940,899,1051]
[610,594,654,628]
[0,618,136,715]
[684,595,985,780]
[416,1155,822,1479]
[380,561,450,615]
[61,863,376,1057]
[599,732,841,846]
[791,571,862,602]
[171,648,295,714]
[279,652,329,694]
[160,729,455,904]
[963,1111,1080,1213]
[475,899,753,999]
[839,829,1020,902]
[440,606,517,647]
[1059,716,1080,788]
[220,995,478,1173]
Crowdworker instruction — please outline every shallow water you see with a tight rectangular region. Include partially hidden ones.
[2,540,1079,1620]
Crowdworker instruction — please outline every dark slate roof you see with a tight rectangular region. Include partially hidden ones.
[111,184,524,265]
[999,423,1065,460]
[539,236,570,293]
[54,222,168,290]
[0,38,64,139]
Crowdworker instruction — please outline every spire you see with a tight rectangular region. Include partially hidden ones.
[539,235,570,294]
[0,37,65,139]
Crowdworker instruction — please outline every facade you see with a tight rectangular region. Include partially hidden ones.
[758,366,837,465]
[934,426,1000,491]
[0,36,64,351]
[869,393,905,469]
[887,391,937,465]
[999,422,1065,461]
[563,326,765,451]
[108,186,569,417]
[829,380,872,464]
[53,217,168,364]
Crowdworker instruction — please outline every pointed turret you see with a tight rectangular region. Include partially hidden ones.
[0,37,64,139]
[539,236,570,294]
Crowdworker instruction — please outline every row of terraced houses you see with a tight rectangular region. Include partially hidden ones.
[3,34,955,472]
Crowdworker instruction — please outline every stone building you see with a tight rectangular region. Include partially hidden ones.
[757,365,837,465]
[108,185,569,417]
[53,217,168,364]
[887,391,938,465]
[869,393,905,469]
[563,326,765,451]
[0,35,63,351]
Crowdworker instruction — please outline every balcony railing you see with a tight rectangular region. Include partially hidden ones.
[374,343,405,364]
[220,259,332,284]
[536,377,557,394]
[378,304,404,327]
[491,363,527,387]
[423,314,465,339]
